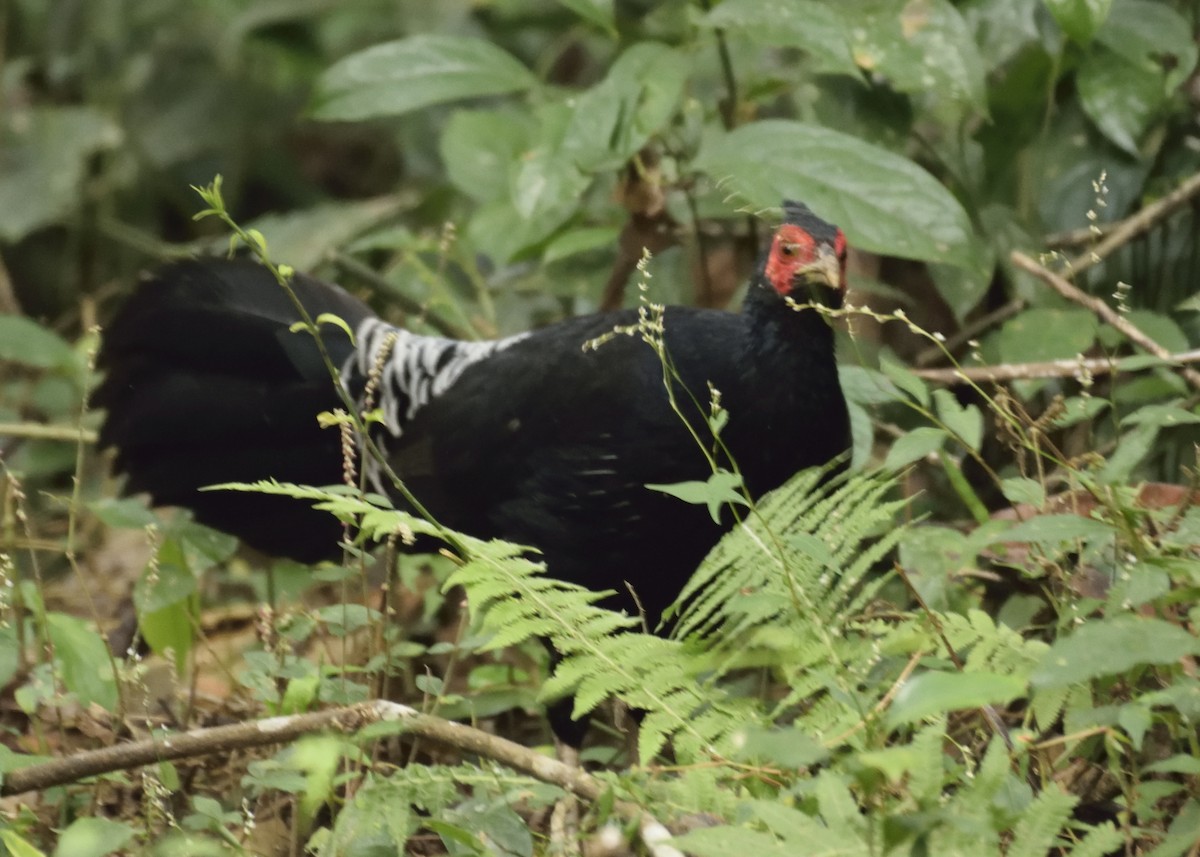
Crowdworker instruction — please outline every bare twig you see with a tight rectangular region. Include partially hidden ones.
[1011,250,1200,391]
[0,253,20,315]
[1065,169,1200,277]
[912,348,1200,385]
[697,0,738,130]
[3,700,690,855]
[2,700,602,800]
[0,423,98,443]
[1044,223,1116,250]
[913,299,1025,367]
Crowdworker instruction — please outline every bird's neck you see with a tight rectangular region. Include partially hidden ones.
[741,281,838,366]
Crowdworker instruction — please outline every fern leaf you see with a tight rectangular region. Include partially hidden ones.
[1007,785,1077,857]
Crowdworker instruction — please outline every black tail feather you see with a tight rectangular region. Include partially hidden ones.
[95,258,374,562]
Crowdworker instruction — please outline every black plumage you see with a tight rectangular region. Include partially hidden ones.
[95,200,852,743]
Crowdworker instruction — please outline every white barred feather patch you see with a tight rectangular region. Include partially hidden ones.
[344,318,529,491]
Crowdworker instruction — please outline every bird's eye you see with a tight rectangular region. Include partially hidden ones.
[780,243,797,257]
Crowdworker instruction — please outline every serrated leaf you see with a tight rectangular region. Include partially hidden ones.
[887,670,1025,727]
[694,120,979,269]
[312,35,537,121]
[884,427,947,470]
[1032,616,1200,688]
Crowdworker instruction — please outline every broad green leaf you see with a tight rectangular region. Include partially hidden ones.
[1078,1,1197,153]
[1044,0,1113,44]
[312,35,537,121]
[1099,421,1158,483]
[138,599,193,675]
[231,197,410,270]
[846,0,987,118]
[887,670,1025,727]
[1094,309,1187,355]
[135,536,197,671]
[0,627,17,691]
[0,831,46,857]
[1077,46,1166,154]
[1117,703,1151,750]
[556,0,615,36]
[1122,403,1200,428]
[961,0,1042,71]
[839,365,902,406]
[87,497,159,529]
[694,120,978,269]
[933,388,982,451]
[995,513,1114,545]
[1096,0,1198,92]
[542,226,621,264]
[0,106,121,241]
[857,746,923,782]
[700,0,856,75]
[45,613,118,711]
[884,426,947,470]
[1145,755,1200,775]
[1032,616,1200,688]
[440,109,533,203]
[879,356,930,406]
[647,470,749,523]
[52,818,135,857]
[0,316,79,371]
[1000,477,1044,508]
[995,308,1098,363]
[561,43,688,172]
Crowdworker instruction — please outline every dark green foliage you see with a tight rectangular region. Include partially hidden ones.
[4,0,1200,853]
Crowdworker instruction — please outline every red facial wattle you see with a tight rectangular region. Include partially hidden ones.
[764,223,846,296]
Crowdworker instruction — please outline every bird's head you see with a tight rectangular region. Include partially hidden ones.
[761,201,846,310]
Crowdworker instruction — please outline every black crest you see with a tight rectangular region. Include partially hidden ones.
[782,200,839,244]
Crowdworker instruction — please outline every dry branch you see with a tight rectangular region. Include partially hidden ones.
[1,700,601,801]
[0,423,98,443]
[2,700,695,855]
[1010,251,1200,391]
[1065,169,1200,277]
[912,349,1200,385]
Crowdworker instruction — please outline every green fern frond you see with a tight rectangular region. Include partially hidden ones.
[1007,786,1078,857]
[672,467,906,645]
[940,609,1049,680]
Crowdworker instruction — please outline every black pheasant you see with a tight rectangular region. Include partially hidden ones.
[96,200,851,740]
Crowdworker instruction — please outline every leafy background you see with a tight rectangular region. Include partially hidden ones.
[2,0,1200,854]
